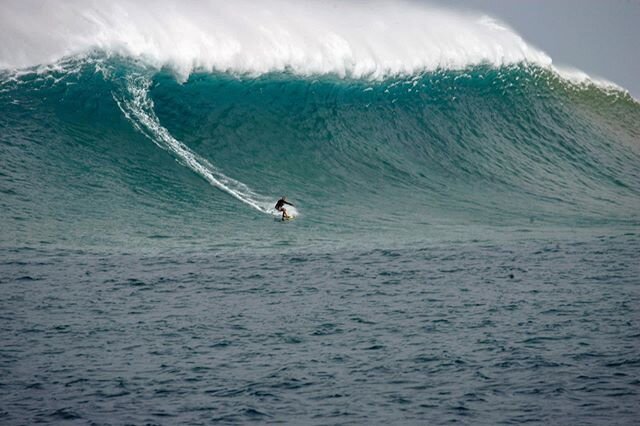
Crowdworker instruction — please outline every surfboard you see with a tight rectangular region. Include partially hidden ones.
[276,216,295,222]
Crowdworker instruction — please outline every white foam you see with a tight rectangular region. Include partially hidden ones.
[0,0,552,81]
[552,65,626,93]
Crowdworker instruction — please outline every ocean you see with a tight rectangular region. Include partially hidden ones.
[1,1,639,424]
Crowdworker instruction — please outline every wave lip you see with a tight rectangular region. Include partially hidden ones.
[1,0,552,81]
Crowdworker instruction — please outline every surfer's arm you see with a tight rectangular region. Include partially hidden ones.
[285,201,294,206]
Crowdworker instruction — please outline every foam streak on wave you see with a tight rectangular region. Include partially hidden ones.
[114,75,275,214]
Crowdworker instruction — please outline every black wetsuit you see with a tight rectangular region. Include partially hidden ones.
[275,199,293,211]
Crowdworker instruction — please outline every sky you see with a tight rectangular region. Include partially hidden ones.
[431,0,640,97]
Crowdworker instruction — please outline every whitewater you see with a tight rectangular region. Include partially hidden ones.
[1,1,639,424]
[0,0,554,77]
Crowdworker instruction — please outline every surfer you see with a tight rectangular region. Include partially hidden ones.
[275,196,294,220]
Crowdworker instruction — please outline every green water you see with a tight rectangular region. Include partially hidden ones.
[1,58,639,250]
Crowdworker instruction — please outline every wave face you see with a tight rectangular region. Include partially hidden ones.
[1,56,638,249]
[0,2,639,249]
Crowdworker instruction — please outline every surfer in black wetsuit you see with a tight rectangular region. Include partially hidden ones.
[275,196,294,220]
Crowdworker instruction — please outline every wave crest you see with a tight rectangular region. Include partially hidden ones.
[0,0,552,81]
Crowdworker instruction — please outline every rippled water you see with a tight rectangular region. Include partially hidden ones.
[2,232,638,424]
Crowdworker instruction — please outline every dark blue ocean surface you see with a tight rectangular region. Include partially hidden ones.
[1,56,640,424]
[1,233,639,424]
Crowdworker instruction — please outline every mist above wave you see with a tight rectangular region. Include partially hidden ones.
[0,0,553,81]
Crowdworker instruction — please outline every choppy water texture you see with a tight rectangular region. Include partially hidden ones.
[1,235,639,424]
[1,46,640,424]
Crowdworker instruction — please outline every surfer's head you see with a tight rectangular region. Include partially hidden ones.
[281,196,286,200]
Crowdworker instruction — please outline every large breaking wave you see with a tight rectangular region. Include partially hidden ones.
[1,1,639,247]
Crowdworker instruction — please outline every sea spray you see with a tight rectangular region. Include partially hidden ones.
[1,0,553,79]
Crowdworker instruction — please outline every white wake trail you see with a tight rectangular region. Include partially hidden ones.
[114,75,277,215]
